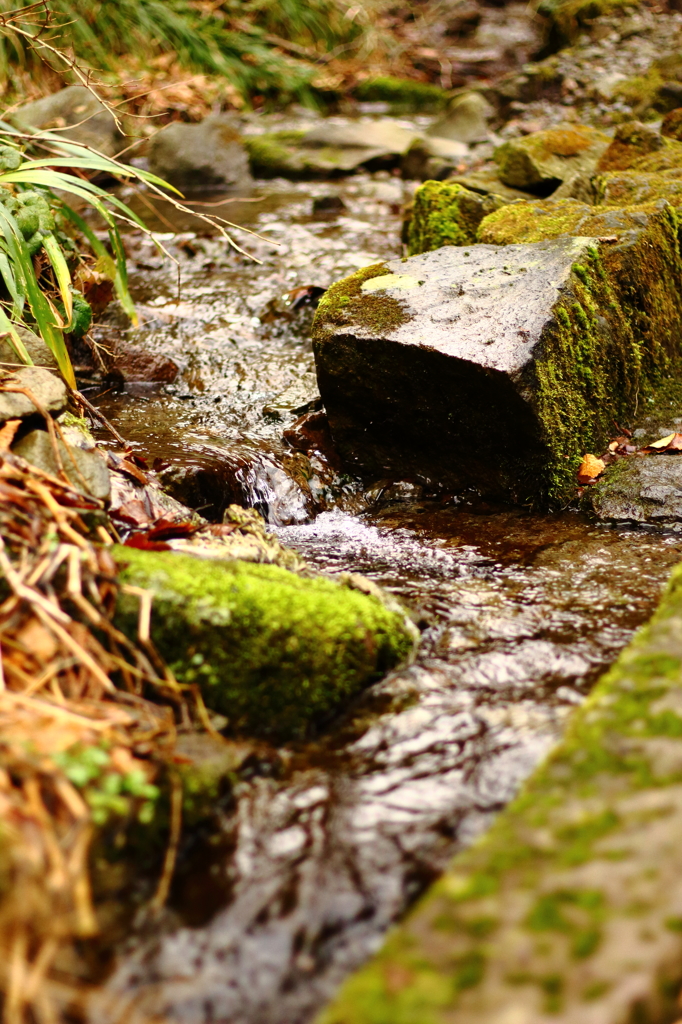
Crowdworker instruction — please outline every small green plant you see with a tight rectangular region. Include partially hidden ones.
[0,127,177,387]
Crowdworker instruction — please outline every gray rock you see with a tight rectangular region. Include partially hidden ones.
[0,326,57,369]
[301,120,418,155]
[12,428,110,500]
[12,85,120,155]
[591,456,682,524]
[312,225,682,504]
[148,115,253,191]
[0,365,67,423]
[447,167,533,202]
[427,91,494,144]
[401,136,469,179]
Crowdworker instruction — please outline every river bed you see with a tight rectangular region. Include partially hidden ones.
[84,166,682,1024]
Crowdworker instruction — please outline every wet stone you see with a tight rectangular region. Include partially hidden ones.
[0,365,67,424]
[428,91,494,144]
[591,455,682,525]
[312,237,666,503]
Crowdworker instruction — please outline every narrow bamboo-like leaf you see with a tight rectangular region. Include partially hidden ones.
[42,233,73,328]
[0,305,33,365]
[0,204,75,387]
[58,202,138,325]
[16,156,180,193]
[0,249,25,316]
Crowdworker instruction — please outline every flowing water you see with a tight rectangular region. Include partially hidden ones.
[84,156,682,1023]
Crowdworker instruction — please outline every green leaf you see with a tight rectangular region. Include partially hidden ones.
[43,232,73,328]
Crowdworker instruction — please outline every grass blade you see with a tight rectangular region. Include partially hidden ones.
[42,233,73,329]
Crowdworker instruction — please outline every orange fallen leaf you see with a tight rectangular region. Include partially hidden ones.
[646,433,676,450]
[577,453,605,485]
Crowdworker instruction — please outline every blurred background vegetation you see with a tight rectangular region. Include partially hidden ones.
[0,0,413,113]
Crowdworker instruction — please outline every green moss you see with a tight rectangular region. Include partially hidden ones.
[114,546,415,742]
[317,549,682,1024]
[593,170,682,208]
[407,181,503,256]
[313,262,411,342]
[243,131,318,177]
[354,76,447,112]
[477,197,591,244]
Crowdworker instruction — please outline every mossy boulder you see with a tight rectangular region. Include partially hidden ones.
[595,120,665,173]
[593,170,682,208]
[591,455,682,525]
[114,546,416,742]
[662,107,682,141]
[353,76,448,112]
[407,181,505,255]
[493,124,610,194]
[536,0,633,46]
[477,196,661,244]
[613,54,682,119]
[318,561,682,1024]
[313,223,682,504]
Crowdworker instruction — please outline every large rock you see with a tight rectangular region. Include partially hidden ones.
[319,560,682,1024]
[312,219,682,504]
[591,456,682,525]
[13,429,110,499]
[114,547,417,742]
[0,365,67,423]
[245,120,422,178]
[494,123,610,193]
[148,115,252,191]
[12,85,120,155]
[477,196,657,245]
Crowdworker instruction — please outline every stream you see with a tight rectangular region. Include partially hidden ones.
[84,157,682,1024]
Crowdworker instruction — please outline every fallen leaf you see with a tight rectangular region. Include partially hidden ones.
[577,453,605,485]
[646,433,676,450]
[668,433,682,450]
[0,418,20,451]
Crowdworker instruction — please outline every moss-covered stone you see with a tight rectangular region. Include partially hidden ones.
[595,120,665,173]
[494,124,610,193]
[477,196,660,243]
[593,170,682,208]
[353,76,448,112]
[244,131,371,178]
[536,0,633,46]
[318,561,682,1024]
[313,262,411,341]
[661,107,682,141]
[114,546,416,742]
[612,56,682,119]
[407,181,505,255]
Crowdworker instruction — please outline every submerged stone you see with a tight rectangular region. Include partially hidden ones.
[114,547,417,742]
[318,560,682,1024]
[493,123,610,193]
[312,221,682,504]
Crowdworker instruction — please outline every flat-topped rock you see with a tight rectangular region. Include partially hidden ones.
[312,221,682,503]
